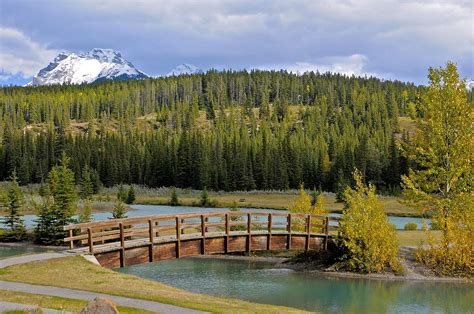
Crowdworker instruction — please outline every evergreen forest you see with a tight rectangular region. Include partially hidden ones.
[0,70,433,193]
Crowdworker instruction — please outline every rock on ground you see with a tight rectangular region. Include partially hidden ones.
[79,297,119,314]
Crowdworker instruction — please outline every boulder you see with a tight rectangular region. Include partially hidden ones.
[79,297,119,314]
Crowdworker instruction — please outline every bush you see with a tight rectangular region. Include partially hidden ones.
[429,221,441,230]
[126,186,136,204]
[169,187,179,206]
[404,222,418,230]
[338,170,400,273]
[112,200,127,219]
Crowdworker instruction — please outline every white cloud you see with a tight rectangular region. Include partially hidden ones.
[259,54,386,78]
[77,0,472,50]
[0,27,57,79]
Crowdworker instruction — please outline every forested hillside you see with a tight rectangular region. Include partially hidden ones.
[0,70,422,193]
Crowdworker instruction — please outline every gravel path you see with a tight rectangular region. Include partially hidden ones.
[0,301,70,313]
[0,253,208,313]
[0,252,76,268]
[0,280,207,314]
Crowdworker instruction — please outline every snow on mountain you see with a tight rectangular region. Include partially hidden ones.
[29,48,148,86]
[467,80,474,91]
[167,64,203,76]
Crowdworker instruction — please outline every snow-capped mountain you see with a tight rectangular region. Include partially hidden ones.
[29,48,148,86]
[167,64,203,76]
[467,80,474,91]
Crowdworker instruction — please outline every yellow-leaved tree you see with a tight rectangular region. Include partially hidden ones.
[288,184,327,231]
[401,62,473,277]
[339,170,400,273]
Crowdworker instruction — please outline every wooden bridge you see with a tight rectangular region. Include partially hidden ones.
[64,211,339,268]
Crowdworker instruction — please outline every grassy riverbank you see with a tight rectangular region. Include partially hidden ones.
[0,184,420,217]
[0,256,308,313]
[0,290,153,313]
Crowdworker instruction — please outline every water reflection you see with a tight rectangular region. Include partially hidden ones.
[119,258,473,313]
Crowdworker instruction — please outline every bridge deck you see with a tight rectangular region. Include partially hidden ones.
[64,211,339,268]
[67,230,329,255]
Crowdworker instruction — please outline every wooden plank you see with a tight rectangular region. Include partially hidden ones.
[287,214,292,250]
[225,213,229,253]
[148,219,154,262]
[267,213,272,250]
[119,223,124,248]
[306,214,311,251]
[324,216,329,251]
[87,228,93,253]
[201,215,206,254]
[176,216,181,258]
[247,213,251,253]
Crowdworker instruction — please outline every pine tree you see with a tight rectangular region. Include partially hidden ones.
[35,153,77,245]
[79,199,93,223]
[199,187,210,207]
[79,166,94,199]
[112,200,127,219]
[169,187,179,206]
[117,184,127,202]
[126,185,136,204]
[1,171,26,241]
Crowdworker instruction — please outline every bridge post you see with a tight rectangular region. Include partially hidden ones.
[201,215,206,255]
[119,223,125,267]
[246,213,251,253]
[176,216,181,258]
[287,214,292,250]
[87,228,93,254]
[267,213,272,250]
[68,229,74,249]
[148,219,154,262]
[305,214,311,251]
[324,216,329,251]
[225,213,229,253]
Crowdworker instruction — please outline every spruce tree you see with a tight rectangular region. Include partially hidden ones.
[79,166,94,199]
[112,200,127,219]
[1,171,26,241]
[35,153,77,245]
[199,187,210,207]
[126,185,136,204]
[169,187,179,206]
[78,199,93,223]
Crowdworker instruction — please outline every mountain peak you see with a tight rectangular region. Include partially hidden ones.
[29,48,147,86]
[167,64,203,76]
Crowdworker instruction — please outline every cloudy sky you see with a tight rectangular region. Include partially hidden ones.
[0,0,472,85]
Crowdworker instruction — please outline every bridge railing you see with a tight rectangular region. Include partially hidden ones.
[64,211,339,253]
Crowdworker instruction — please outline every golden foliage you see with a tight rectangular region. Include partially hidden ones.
[288,185,328,232]
[402,62,473,277]
[339,170,400,273]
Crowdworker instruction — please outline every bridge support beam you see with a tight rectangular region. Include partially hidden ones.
[267,213,272,250]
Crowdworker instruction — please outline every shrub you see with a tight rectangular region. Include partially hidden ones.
[338,170,400,273]
[126,185,136,204]
[112,200,127,219]
[288,184,327,232]
[169,187,179,206]
[404,222,418,230]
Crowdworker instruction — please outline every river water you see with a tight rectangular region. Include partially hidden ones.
[16,204,429,230]
[119,257,473,313]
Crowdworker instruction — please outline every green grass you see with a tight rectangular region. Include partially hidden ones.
[134,190,420,216]
[1,184,420,217]
[0,290,152,313]
[0,256,309,313]
[396,230,441,247]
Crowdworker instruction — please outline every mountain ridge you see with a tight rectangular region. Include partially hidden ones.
[28,48,148,86]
